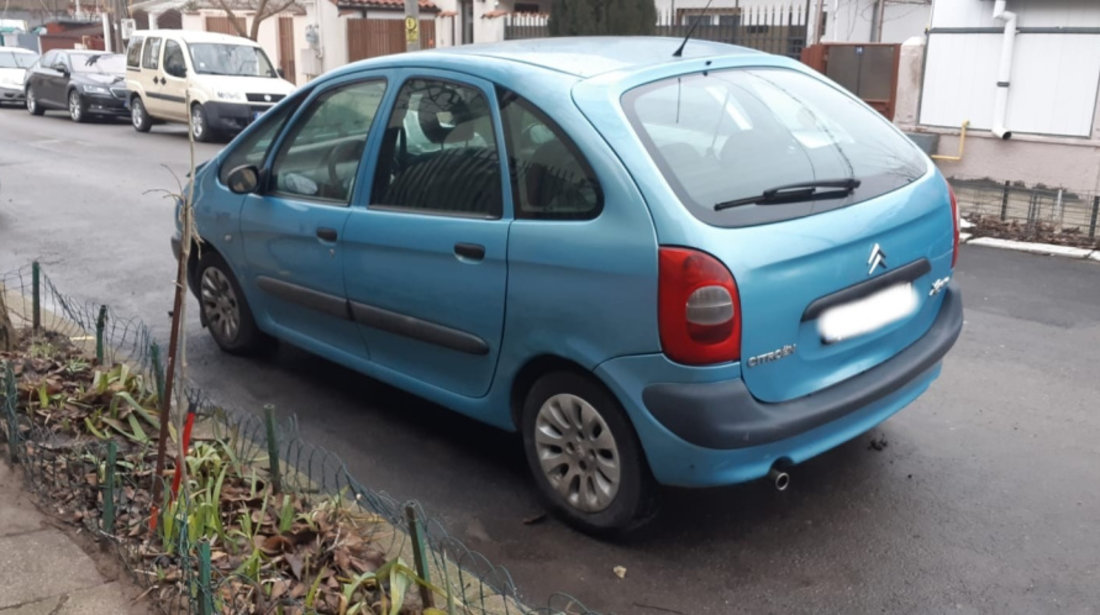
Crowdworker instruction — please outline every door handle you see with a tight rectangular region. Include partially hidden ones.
[316,227,338,242]
[454,242,485,261]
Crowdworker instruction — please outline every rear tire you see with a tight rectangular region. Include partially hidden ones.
[521,371,658,536]
[131,96,152,132]
[196,251,274,356]
[26,86,43,116]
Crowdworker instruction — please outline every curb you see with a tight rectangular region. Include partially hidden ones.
[960,234,1099,262]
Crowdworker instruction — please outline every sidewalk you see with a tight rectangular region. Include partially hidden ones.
[0,460,148,615]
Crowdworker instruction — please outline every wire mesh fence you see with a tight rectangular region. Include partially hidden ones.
[951,179,1100,249]
[0,263,597,615]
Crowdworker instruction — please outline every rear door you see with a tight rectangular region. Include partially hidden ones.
[160,39,189,121]
[138,36,166,117]
[617,65,953,403]
[341,72,510,398]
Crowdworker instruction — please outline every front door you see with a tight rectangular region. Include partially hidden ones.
[160,39,189,122]
[342,73,510,398]
[238,76,390,359]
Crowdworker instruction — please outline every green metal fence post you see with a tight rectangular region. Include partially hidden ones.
[31,261,40,333]
[103,440,117,534]
[405,503,435,609]
[1089,195,1099,242]
[95,305,107,365]
[198,540,214,615]
[264,405,281,494]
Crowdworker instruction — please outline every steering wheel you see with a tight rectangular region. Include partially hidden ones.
[322,139,363,196]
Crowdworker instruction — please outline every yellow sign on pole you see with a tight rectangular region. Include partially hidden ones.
[405,16,420,45]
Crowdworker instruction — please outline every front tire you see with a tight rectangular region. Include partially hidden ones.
[190,102,214,142]
[196,252,273,355]
[131,96,152,132]
[521,371,658,536]
[26,86,43,116]
[68,90,86,123]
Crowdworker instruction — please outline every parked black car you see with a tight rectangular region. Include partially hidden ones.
[25,49,127,122]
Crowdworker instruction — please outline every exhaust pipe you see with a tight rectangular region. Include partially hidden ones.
[768,465,790,491]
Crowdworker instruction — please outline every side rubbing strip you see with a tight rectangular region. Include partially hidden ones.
[802,258,932,322]
[349,302,490,355]
[255,277,351,320]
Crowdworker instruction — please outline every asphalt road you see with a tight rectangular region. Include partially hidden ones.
[2,107,1099,614]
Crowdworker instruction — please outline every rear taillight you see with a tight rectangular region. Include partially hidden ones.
[658,247,741,365]
[949,184,960,268]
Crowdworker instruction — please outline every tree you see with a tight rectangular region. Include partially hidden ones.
[548,0,656,36]
[214,0,300,42]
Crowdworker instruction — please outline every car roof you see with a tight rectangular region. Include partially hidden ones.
[128,29,261,46]
[346,36,762,80]
[2,47,36,54]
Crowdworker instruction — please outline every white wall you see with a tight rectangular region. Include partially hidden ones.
[920,0,1100,138]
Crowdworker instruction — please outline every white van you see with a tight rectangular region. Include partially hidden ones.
[124,29,295,141]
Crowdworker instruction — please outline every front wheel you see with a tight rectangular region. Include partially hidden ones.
[190,102,214,142]
[197,252,274,355]
[26,86,43,116]
[521,371,658,536]
[131,96,152,132]
[68,90,86,123]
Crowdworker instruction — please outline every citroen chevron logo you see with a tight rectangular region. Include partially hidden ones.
[868,243,887,275]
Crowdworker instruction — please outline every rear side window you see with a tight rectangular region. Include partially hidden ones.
[126,36,144,68]
[142,37,162,70]
[622,68,928,228]
[498,88,602,220]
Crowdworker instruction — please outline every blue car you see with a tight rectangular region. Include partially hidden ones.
[175,37,963,534]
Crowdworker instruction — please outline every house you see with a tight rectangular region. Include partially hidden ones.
[894,0,1100,197]
[653,0,930,44]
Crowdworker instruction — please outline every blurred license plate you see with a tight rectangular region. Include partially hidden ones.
[817,283,918,344]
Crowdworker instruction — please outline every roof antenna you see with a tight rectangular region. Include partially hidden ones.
[673,0,717,57]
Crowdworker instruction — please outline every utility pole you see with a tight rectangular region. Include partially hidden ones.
[873,0,887,42]
[405,0,420,52]
[814,0,825,45]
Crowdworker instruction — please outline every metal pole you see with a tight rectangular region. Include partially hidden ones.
[31,261,40,333]
[1089,195,1099,241]
[405,0,421,52]
[873,0,886,42]
[814,0,826,45]
[1000,180,1010,221]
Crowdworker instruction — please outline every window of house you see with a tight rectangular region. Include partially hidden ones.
[371,78,502,218]
[126,36,144,68]
[498,88,602,220]
[142,37,162,70]
[269,80,387,203]
[514,2,540,13]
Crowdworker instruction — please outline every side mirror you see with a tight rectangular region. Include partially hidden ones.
[276,68,285,78]
[54,63,69,76]
[226,165,260,194]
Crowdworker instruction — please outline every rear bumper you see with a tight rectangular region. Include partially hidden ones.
[596,284,962,487]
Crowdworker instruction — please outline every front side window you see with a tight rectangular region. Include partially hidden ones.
[189,43,276,78]
[623,68,928,227]
[499,88,602,220]
[371,78,502,218]
[269,80,387,203]
[126,36,144,68]
[219,89,309,184]
[163,41,186,78]
[142,37,162,70]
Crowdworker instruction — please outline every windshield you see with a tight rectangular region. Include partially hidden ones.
[71,53,125,74]
[188,43,276,77]
[0,50,36,68]
[622,67,928,227]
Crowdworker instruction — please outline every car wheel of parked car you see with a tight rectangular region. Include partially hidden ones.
[131,96,152,132]
[191,103,213,143]
[26,87,43,116]
[521,371,658,535]
[68,90,86,123]
[197,252,273,355]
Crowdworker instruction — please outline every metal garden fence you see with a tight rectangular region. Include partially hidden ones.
[951,179,1100,248]
[0,263,597,615]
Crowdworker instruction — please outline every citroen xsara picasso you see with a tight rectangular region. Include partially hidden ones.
[174,38,963,534]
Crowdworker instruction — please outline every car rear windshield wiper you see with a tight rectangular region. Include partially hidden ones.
[714,178,862,211]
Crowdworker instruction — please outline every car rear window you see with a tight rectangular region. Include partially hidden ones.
[622,67,928,228]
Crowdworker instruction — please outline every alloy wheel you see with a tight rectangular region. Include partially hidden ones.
[200,267,240,343]
[534,393,622,513]
[69,91,82,122]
